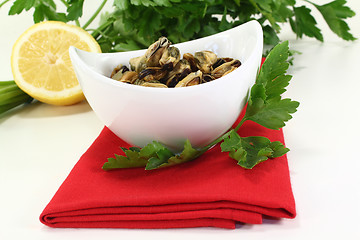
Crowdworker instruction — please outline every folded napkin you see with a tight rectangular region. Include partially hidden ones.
[39,110,296,229]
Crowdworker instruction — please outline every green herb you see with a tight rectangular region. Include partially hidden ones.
[103,41,300,170]
[103,140,205,170]
[6,0,86,26]
[220,131,289,169]
[0,80,33,115]
[93,0,356,52]
[2,0,355,51]
[242,42,298,130]
[218,41,299,169]
[305,0,356,41]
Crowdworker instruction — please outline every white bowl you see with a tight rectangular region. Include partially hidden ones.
[69,20,263,152]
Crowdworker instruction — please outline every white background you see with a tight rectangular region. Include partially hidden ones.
[1,0,360,239]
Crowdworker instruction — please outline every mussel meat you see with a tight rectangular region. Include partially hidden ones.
[141,82,168,88]
[118,71,138,84]
[212,59,241,79]
[175,70,203,88]
[164,59,191,87]
[110,64,129,80]
[138,67,168,82]
[110,36,241,88]
[159,46,180,70]
[145,37,171,67]
[129,55,147,73]
[194,50,218,73]
[183,53,199,72]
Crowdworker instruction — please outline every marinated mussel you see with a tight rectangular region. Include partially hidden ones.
[110,37,241,88]
[145,37,171,67]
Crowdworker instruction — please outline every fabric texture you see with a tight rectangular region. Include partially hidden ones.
[39,112,296,229]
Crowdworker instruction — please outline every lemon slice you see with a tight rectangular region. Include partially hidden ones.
[11,21,101,105]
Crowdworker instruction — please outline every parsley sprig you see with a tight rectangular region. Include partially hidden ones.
[103,41,300,171]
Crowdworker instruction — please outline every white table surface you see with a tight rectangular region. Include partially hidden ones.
[1,1,360,239]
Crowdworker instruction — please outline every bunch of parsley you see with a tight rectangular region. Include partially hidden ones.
[2,0,356,52]
[97,0,356,52]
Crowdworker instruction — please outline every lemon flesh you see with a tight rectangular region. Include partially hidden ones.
[11,21,101,105]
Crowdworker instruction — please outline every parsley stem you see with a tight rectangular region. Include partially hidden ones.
[90,20,113,40]
[248,0,278,31]
[86,28,109,40]
[0,80,33,116]
[82,0,108,30]
[234,117,247,132]
[200,130,232,152]
[199,115,248,152]
[0,0,10,8]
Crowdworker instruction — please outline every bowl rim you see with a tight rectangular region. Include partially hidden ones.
[69,20,263,94]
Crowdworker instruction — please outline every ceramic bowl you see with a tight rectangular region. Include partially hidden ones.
[69,20,263,151]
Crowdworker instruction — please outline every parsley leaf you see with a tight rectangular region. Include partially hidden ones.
[38,3,67,23]
[220,130,289,169]
[246,93,299,130]
[257,41,290,86]
[7,0,84,24]
[290,6,323,41]
[146,140,205,170]
[66,0,84,21]
[102,146,148,170]
[8,0,35,15]
[243,41,299,130]
[102,140,204,170]
[250,0,281,32]
[306,0,356,41]
[263,25,280,46]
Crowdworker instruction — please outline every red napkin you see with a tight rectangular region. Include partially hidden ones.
[39,110,296,229]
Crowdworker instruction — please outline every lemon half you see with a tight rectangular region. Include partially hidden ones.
[11,21,101,105]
